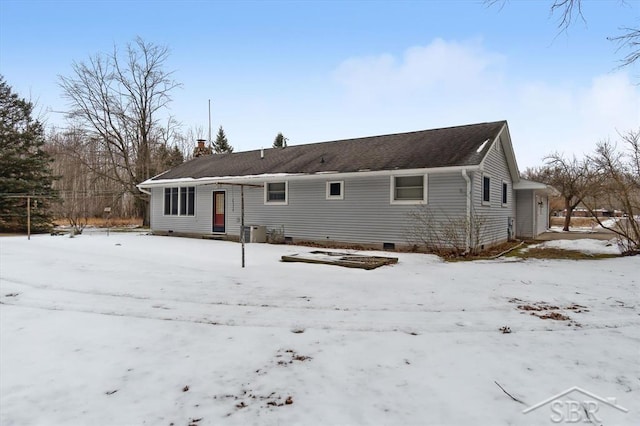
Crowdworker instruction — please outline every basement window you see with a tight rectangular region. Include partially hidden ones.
[164,187,195,216]
[391,175,427,204]
[326,181,344,200]
[265,182,288,204]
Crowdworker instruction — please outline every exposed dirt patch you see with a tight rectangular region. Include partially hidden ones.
[216,348,311,416]
[538,312,571,321]
[275,349,313,366]
[216,390,295,414]
[509,298,587,326]
[565,304,589,313]
[516,303,559,311]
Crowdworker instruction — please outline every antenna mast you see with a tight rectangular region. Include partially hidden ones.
[208,99,212,145]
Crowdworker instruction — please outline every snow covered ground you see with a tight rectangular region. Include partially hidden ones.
[1,232,638,425]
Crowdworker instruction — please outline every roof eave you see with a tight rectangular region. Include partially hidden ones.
[137,164,482,188]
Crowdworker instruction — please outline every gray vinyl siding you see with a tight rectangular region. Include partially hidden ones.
[514,189,549,238]
[243,173,468,245]
[535,192,549,235]
[471,135,516,247]
[150,172,469,247]
[150,186,217,234]
[515,190,534,238]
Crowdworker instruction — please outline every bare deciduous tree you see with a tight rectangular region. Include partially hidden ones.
[46,127,128,232]
[46,121,185,230]
[527,155,594,231]
[583,130,640,254]
[486,0,639,69]
[58,37,181,225]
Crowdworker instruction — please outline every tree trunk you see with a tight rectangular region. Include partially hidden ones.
[134,195,150,227]
[142,202,150,228]
[563,198,573,231]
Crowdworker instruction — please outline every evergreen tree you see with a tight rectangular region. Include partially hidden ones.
[0,76,56,232]
[154,144,184,172]
[213,126,234,153]
[273,132,287,148]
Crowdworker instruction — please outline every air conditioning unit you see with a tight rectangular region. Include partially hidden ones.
[243,225,267,243]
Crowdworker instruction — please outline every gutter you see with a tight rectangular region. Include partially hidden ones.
[462,169,472,253]
[137,165,483,189]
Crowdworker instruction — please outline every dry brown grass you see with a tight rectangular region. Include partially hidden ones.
[510,247,619,260]
[53,217,143,227]
[443,240,523,261]
[550,217,601,228]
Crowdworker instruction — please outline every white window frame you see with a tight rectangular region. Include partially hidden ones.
[501,180,508,207]
[326,181,344,200]
[163,186,196,217]
[390,174,428,205]
[482,174,491,206]
[264,181,288,205]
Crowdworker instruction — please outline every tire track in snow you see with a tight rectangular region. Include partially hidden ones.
[0,275,500,315]
[2,288,639,335]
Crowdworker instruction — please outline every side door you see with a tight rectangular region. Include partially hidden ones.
[212,190,225,233]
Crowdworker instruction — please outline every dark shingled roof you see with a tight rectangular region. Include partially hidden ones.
[153,120,507,180]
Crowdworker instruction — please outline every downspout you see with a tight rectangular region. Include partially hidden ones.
[462,169,471,253]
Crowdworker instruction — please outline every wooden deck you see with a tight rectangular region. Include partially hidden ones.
[281,250,398,270]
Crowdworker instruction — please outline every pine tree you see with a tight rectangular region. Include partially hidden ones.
[273,132,287,148]
[153,144,184,174]
[213,126,234,153]
[0,76,56,232]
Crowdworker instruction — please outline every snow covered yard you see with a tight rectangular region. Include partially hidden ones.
[1,233,638,426]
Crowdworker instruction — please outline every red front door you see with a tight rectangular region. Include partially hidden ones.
[213,191,225,233]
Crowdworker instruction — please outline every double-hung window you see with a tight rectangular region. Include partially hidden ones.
[502,181,508,206]
[482,175,491,205]
[391,175,427,204]
[164,187,195,216]
[265,182,288,204]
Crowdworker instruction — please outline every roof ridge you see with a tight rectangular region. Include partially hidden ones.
[236,120,507,155]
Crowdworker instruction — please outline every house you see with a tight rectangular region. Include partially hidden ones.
[138,120,550,251]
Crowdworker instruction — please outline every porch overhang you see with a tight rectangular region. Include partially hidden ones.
[514,179,556,194]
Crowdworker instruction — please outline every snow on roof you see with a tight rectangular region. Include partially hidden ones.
[513,178,552,191]
[139,173,298,188]
[476,139,489,153]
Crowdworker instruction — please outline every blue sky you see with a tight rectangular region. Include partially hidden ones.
[1,0,638,169]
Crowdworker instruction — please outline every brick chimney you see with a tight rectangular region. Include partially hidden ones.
[193,139,212,157]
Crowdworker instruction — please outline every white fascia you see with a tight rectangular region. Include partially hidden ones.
[137,165,482,189]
